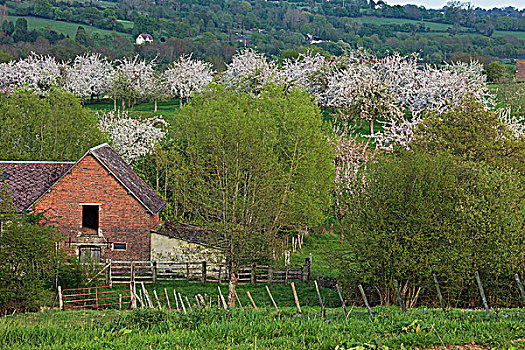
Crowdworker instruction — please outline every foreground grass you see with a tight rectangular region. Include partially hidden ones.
[1,307,525,349]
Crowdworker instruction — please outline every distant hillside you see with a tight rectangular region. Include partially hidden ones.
[1,0,525,65]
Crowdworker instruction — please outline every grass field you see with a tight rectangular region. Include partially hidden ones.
[351,16,467,32]
[493,30,525,40]
[1,306,525,349]
[86,99,181,121]
[9,15,132,39]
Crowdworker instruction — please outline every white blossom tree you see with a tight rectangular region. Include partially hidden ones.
[0,53,62,93]
[222,49,276,94]
[98,110,167,163]
[165,54,214,106]
[63,53,115,104]
[278,52,336,102]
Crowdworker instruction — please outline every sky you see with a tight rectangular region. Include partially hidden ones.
[385,0,525,10]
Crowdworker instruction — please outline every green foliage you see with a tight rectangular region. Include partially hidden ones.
[0,88,105,161]
[338,151,524,301]
[1,307,525,348]
[0,214,61,313]
[413,98,525,174]
[485,61,505,83]
[150,86,334,268]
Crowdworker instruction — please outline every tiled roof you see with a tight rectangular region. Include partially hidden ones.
[0,161,74,212]
[89,144,166,214]
[154,222,227,249]
[0,144,166,215]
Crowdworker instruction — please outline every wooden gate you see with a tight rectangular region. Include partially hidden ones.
[60,285,132,310]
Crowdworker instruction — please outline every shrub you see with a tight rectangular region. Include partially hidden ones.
[338,152,524,306]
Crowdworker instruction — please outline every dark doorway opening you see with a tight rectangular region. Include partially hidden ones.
[82,205,99,234]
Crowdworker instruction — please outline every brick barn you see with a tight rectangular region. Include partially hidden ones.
[517,56,525,81]
[0,144,166,262]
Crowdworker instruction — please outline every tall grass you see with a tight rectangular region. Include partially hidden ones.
[1,307,524,349]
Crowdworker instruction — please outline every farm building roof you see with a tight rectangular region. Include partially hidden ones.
[88,144,166,215]
[154,222,228,249]
[0,144,166,214]
[0,161,74,212]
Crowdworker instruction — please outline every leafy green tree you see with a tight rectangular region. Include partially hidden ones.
[413,99,525,174]
[157,86,334,306]
[0,188,61,314]
[485,61,505,83]
[74,26,94,47]
[0,88,105,161]
[339,151,524,305]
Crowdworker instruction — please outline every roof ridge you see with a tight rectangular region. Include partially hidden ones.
[0,161,76,164]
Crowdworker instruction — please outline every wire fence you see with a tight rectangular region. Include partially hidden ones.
[319,271,525,315]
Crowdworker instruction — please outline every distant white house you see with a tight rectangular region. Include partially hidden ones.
[135,33,154,45]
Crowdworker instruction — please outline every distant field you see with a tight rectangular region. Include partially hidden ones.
[116,19,134,29]
[352,16,462,31]
[494,30,525,40]
[9,15,131,39]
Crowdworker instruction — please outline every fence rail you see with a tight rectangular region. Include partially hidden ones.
[106,258,311,285]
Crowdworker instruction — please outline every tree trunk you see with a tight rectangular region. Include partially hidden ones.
[179,98,182,107]
[359,118,363,129]
[113,98,117,111]
[154,99,158,113]
[128,99,131,108]
[227,269,239,308]
[370,119,374,136]
[122,99,125,111]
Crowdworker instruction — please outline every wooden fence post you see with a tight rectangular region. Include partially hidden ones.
[152,261,157,283]
[246,291,257,309]
[153,290,162,310]
[393,279,406,313]
[358,284,374,321]
[95,287,99,310]
[314,280,325,318]
[265,286,279,312]
[218,286,228,310]
[515,274,525,304]
[119,294,122,310]
[164,288,171,310]
[131,262,135,282]
[433,274,446,312]
[218,265,222,284]
[284,266,289,285]
[108,260,112,286]
[303,255,312,282]
[58,286,63,310]
[186,262,190,281]
[251,264,256,285]
[475,271,490,316]
[336,284,348,318]
[202,261,207,284]
[267,266,273,285]
[290,282,301,314]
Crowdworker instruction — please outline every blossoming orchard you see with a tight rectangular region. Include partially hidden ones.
[0,49,523,209]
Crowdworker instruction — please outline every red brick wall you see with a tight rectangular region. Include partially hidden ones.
[517,59,525,81]
[35,154,159,261]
